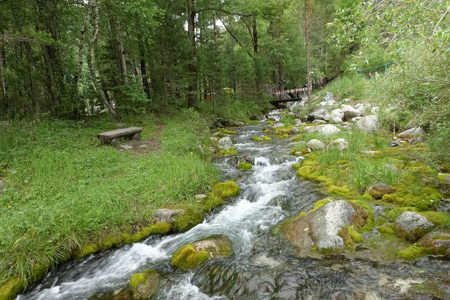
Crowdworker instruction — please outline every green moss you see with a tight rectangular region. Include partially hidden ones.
[292,163,301,170]
[412,280,448,298]
[290,136,302,142]
[327,184,356,198]
[386,207,419,220]
[349,200,374,233]
[74,243,100,259]
[338,225,363,250]
[378,226,395,235]
[0,276,25,300]
[436,173,450,182]
[397,245,429,261]
[237,162,252,170]
[418,211,450,227]
[376,217,387,225]
[172,208,204,233]
[124,222,172,244]
[212,181,240,198]
[218,128,237,135]
[314,246,342,256]
[129,269,161,299]
[201,196,224,212]
[251,135,272,141]
[171,244,210,270]
[313,198,333,210]
[219,147,238,156]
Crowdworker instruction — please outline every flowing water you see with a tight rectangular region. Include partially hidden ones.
[18,111,450,300]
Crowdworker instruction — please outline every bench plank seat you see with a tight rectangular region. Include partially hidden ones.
[97,127,143,143]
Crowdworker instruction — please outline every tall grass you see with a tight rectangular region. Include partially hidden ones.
[0,110,218,284]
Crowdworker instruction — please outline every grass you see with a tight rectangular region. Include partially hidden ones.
[0,109,219,286]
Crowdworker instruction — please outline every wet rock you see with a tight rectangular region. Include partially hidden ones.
[394,212,435,242]
[318,124,341,136]
[368,184,395,199]
[217,136,234,150]
[129,269,161,299]
[283,200,364,251]
[152,208,185,224]
[307,139,325,151]
[171,235,233,270]
[398,127,425,139]
[356,115,379,133]
[330,138,348,151]
[341,105,362,121]
[273,123,285,129]
[418,231,450,257]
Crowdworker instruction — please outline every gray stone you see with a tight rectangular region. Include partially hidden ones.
[307,108,330,122]
[354,103,368,115]
[307,139,325,151]
[418,231,450,257]
[295,119,303,126]
[152,208,185,224]
[341,105,362,121]
[356,115,380,133]
[195,194,207,200]
[303,125,324,133]
[330,117,343,124]
[330,138,348,151]
[318,124,341,136]
[371,107,380,114]
[312,119,327,124]
[323,92,335,102]
[397,127,425,139]
[120,144,133,150]
[330,109,344,120]
[273,123,285,129]
[394,212,435,241]
[290,127,300,134]
[217,136,234,150]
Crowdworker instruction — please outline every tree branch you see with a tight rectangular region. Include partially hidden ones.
[216,14,253,58]
[432,7,449,37]
[196,8,255,18]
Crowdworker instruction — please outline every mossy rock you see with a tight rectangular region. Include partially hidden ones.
[436,173,450,182]
[292,163,301,170]
[201,195,224,212]
[251,135,272,141]
[237,162,252,170]
[418,230,450,257]
[219,147,238,157]
[212,181,240,198]
[74,243,101,259]
[338,225,363,250]
[129,269,162,299]
[397,245,430,261]
[172,207,205,233]
[411,280,449,298]
[0,276,25,300]
[218,128,237,135]
[171,235,233,270]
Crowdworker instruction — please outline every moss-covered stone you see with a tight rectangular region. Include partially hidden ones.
[418,211,450,227]
[219,147,238,156]
[292,163,301,170]
[377,225,395,235]
[237,162,252,170]
[412,280,449,298]
[129,269,161,299]
[290,136,302,142]
[74,243,101,259]
[251,135,272,141]
[327,184,356,198]
[397,245,429,261]
[212,181,240,198]
[171,244,209,270]
[171,235,233,270]
[218,128,237,135]
[436,173,450,182]
[201,195,224,212]
[338,225,363,250]
[0,276,25,300]
[172,207,205,233]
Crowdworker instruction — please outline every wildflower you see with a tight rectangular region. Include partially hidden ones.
[8,205,11,209]
[190,152,193,155]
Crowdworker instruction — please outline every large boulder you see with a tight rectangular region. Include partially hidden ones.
[303,125,325,133]
[307,139,325,151]
[171,235,233,270]
[356,115,380,133]
[282,200,366,252]
[217,136,234,150]
[318,124,341,136]
[307,108,330,122]
[129,269,161,300]
[397,127,425,139]
[394,212,435,241]
[368,184,395,199]
[354,103,368,115]
[341,105,362,121]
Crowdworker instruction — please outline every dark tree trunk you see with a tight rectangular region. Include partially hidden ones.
[305,0,312,104]
[187,0,198,108]
[138,35,151,99]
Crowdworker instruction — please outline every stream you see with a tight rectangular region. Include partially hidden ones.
[18,111,450,300]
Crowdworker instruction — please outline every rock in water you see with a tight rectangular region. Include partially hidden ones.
[217,136,234,150]
[129,269,161,299]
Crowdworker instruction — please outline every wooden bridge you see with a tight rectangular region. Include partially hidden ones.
[270,88,307,105]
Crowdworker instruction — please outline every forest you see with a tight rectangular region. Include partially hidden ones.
[0,0,449,299]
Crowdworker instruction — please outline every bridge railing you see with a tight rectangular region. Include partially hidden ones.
[356,61,397,75]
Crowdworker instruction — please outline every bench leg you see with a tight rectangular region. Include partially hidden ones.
[132,133,141,141]
[110,138,120,145]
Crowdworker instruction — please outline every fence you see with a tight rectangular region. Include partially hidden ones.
[356,61,397,75]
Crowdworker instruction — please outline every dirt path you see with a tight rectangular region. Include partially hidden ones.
[117,124,166,155]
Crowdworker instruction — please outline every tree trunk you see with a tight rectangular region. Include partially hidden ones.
[305,0,312,104]
[87,0,121,120]
[138,36,151,99]
[186,0,198,108]
[0,37,8,113]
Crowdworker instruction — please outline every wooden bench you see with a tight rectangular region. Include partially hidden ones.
[97,127,143,144]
